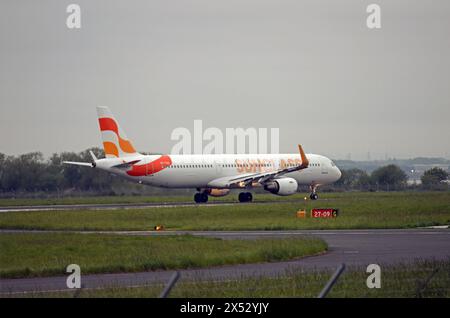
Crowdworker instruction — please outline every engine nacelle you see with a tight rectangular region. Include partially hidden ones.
[264,178,298,196]
[206,188,231,197]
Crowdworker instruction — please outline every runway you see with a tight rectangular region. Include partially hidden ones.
[1,229,449,294]
[0,200,302,212]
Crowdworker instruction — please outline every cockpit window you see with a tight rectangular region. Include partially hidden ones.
[330,160,336,167]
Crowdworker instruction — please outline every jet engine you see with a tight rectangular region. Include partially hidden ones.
[263,178,298,196]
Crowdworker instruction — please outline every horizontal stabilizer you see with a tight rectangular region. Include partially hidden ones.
[63,161,94,167]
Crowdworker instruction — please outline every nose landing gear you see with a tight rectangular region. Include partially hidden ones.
[309,185,319,200]
[238,192,253,203]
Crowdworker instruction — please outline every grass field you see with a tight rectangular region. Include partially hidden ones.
[4,259,448,298]
[0,192,449,231]
[0,195,197,207]
[0,192,291,207]
[0,232,326,279]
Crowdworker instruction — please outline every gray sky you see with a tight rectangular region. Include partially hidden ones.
[1,0,449,160]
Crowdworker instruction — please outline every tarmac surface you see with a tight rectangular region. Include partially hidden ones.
[1,229,449,294]
[0,200,304,212]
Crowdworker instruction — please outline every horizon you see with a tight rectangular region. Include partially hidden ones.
[1,147,449,163]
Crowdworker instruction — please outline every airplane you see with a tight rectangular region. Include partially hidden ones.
[64,106,342,203]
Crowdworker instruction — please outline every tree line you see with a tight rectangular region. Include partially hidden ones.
[0,148,178,197]
[0,149,448,197]
[333,165,448,191]
[0,148,112,194]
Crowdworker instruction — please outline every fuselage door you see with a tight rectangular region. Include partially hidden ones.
[321,159,328,174]
[215,159,223,176]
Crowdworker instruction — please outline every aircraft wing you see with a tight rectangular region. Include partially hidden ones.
[207,145,309,188]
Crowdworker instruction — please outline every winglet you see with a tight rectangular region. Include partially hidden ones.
[298,144,309,169]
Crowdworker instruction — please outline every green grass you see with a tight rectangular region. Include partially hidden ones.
[0,192,295,207]
[0,195,197,207]
[5,259,448,298]
[0,232,327,279]
[0,192,449,231]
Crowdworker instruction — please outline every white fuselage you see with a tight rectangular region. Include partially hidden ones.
[95,153,341,189]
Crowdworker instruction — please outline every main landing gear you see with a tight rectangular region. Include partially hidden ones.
[194,192,208,203]
[309,185,319,200]
[238,192,253,203]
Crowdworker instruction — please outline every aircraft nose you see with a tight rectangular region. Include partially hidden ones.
[335,167,342,181]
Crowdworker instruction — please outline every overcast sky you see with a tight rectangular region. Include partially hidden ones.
[1,0,449,160]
